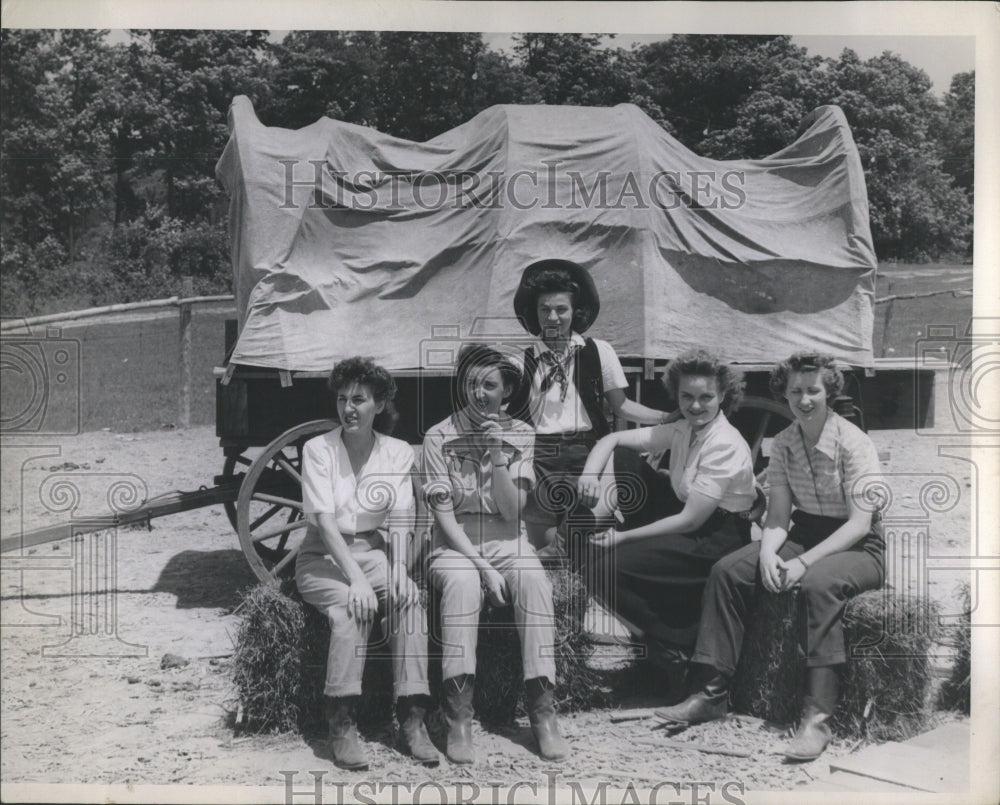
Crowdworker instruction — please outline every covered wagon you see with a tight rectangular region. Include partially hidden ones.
[214,96,879,580]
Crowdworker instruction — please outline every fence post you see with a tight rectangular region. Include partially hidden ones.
[178,276,194,428]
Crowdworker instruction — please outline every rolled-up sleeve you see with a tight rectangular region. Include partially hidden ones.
[766,434,791,490]
[301,437,336,515]
[507,431,535,489]
[419,431,453,511]
[390,442,416,515]
[688,442,742,502]
[842,429,882,506]
[595,339,628,392]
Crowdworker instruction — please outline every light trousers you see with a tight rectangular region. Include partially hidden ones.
[295,545,430,699]
[427,536,557,685]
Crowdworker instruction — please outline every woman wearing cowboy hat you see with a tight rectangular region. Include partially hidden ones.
[506,258,672,554]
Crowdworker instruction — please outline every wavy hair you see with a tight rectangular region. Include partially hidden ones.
[518,266,595,332]
[453,343,522,411]
[327,356,399,434]
[768,351,844,402]
[663,349,744,416]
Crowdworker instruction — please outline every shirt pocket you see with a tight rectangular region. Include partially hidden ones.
[813,465,843,496]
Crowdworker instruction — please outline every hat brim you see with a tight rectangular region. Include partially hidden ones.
[513,259,601,335]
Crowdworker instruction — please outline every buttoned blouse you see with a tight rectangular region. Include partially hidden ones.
[420,409,535,544]
[767,411,882,519]
[524,333,627,434]
[300,428,415,554]
[630,412,756,512]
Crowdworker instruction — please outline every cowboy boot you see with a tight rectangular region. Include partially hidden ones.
[645,637,691,706]
[441,675,475,765]
[525,676,570,761]
[325,696,369,770]
[396,695,440,766]
[783,666,839,761]
[653,664,730,727]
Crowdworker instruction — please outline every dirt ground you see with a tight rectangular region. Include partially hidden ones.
[0,423,975,800]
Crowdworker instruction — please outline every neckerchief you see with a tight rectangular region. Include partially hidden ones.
[538,344,579,402]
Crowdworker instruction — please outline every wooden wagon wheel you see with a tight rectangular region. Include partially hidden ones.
[236,419,336,582]
[221,452,253,532]
[728,395,796,484]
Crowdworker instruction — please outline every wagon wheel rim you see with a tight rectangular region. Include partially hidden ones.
[236,419,337,583]
[221,453,253,532]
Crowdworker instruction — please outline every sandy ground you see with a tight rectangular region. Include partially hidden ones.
[0,423,976,800]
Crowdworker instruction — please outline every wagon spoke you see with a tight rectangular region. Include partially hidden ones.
[268,543,301,577]
[251,518,307,544]
[250,504,283,531]
[252,492,303,509]
[273,455,302,484]
[750,411,771,461]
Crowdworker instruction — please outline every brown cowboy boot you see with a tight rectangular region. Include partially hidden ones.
[396,695,440,766]
[783,666,839,761]
[525,676,570,762]
[441,675,475,765]
[325,696,369,770]
[653,665,730,727]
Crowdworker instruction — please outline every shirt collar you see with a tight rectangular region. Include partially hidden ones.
[689,410,727,444]
[802,410,840,460]
[534,331,585,356]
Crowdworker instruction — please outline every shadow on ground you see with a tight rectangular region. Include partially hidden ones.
[152,549,258,609]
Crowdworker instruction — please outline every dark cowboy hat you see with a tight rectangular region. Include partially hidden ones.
[512,259,601,335]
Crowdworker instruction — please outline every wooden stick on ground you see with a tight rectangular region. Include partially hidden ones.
[633,737,752,758]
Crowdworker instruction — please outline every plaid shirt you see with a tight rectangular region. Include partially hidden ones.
[767,411,881,519]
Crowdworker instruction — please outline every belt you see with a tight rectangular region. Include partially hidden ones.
[535,430,596,443]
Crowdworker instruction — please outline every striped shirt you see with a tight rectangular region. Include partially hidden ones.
[420,409,535,545]
[767,411,881,519]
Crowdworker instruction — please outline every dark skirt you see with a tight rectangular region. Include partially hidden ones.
[583,446,751,648]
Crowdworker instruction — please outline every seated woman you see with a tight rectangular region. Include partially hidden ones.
[421,344,569,765]
[577,349,756,699]
[295,357,437,770]
[654,352,885,763]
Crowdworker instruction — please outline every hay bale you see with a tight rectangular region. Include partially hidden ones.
[936,583,970,714]
[730,589,938,740]
[468,564,610,725]
[231,581,392,734]
[233,566,607,734]
[730,589,803,726]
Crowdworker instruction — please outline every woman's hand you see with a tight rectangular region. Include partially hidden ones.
[758,549,784,593]
[479,414,504,454]
[480,566,509,607]
[778,555,808,590]
[346,577,379,625]
[589,527,625,548]
[389,564,420,610]
[577,473,601,509]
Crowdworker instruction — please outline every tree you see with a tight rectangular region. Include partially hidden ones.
[640,35,828,156]
[514,34,665,124]
[935,70,974,195]
[825,50,971,260]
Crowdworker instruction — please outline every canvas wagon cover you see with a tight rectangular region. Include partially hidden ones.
[217,96,877,371]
